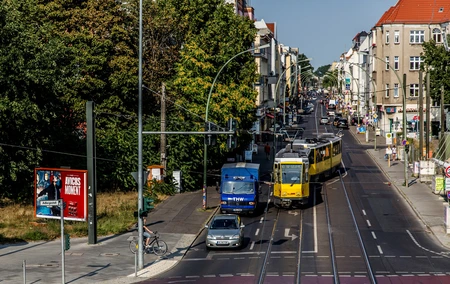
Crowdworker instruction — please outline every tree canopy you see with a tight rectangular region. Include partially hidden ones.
[0,0,260,202]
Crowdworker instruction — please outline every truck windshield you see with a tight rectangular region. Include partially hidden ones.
[222,182,254,194]
[281,164,303,184]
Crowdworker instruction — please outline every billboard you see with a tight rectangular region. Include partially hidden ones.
[35,168,88,221]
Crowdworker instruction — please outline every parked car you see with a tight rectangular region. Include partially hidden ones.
[333,116,340,126]
[320,116,329,125]
[327,110,335,116]
[205,214,245,250]
[351,116,364,126]
[337,118,349,129]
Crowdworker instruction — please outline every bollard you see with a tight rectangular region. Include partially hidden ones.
[135,250,138,277]
[23,260,26,284]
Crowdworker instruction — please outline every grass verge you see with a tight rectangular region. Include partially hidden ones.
[0,192,164,244]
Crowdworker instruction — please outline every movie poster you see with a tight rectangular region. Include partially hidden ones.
[35,168,88,221]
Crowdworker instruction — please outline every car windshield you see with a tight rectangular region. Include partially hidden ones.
[222,181,254,194]
[210,218,238,229]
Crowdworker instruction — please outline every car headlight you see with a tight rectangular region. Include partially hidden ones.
[230,234,240,240]
[220,201,227,205]
[207,234,216,240]
[249,201,256,205]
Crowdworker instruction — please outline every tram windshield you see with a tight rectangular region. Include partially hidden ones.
[281,164,303,184]
[222,182,255,194]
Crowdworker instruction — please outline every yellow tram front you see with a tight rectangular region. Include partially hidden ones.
[273,156,310,208]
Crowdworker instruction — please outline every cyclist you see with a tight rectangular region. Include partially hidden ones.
[142,216,154,249]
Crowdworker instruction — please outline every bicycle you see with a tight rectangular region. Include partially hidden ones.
[129,231,168,256]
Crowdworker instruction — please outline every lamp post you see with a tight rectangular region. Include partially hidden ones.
[202,43,270,210]
[358,51,408,187]
[273,58,312,159]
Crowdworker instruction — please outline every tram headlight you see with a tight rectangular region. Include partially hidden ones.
[282,192,287,196]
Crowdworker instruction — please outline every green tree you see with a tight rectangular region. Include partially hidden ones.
[421,40,450,104]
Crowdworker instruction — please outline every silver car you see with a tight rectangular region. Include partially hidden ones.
[205,214,244,249]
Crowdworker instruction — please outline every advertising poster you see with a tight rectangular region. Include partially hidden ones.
[35,168,88,221]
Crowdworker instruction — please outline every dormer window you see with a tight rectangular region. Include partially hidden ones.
[439,7,444,13]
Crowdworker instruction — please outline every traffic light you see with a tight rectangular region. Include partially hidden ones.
[64,234,70,251]
[226,118,237,149]
[205,122,217,146]
[143,197,154,212]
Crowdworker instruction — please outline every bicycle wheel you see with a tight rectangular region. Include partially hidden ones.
[129,239,139,254]
[152,239,168,256]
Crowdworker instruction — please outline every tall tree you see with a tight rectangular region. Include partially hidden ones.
[421,40,450,103]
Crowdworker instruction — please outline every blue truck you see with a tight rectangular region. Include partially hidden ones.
[219,162,260,214]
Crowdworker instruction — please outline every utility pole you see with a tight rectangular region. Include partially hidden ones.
[441,85,445,157]
[419,70,424,160]
[161,83,167,171]
[426,72,430,159]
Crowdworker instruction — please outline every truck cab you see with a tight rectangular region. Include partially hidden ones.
[219,163,260,215]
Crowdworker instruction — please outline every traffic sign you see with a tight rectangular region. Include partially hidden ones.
[40,200,60,207]
[446,166,450,178]
[373,114,378,119]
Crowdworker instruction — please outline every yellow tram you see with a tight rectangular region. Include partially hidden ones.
[272,133,343,208]
[273,147,310,208]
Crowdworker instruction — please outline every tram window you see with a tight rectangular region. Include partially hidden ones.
[309,151,314,164]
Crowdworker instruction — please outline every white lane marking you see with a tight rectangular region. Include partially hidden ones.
[203,275,215,277]
[259,217,264,224]
[377,245,383,254]
[234,257,245,260]
[237,273,254,276]
[249,241,255,250]
[186,276,200,278]
[371,231,377,239]
[407,229,450,257]
[219,274,233,277]
[255,228,260,236]
[366,220,371,227]
[362,210,367,216]
[400,256,411,258]
[270,191,273,196]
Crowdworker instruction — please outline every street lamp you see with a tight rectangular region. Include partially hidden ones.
[202,43,271,210]
[358,51,408,187]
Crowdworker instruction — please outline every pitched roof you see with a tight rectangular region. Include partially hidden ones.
[374,0,450,27]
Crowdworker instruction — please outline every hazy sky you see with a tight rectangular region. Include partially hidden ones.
[251,0,399,69]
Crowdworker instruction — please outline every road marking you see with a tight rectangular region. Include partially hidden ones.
[249,241,255,250]
[371,231,377,239]
[255,228,260,236]
[366,220,371,227]
[406,229,450,257]
[288,210,299,216]
[186,276,200,278]
[362,210,367,216]
[350,256,361,258]
[259,217,264,224]
[203,275,215,277]
[377,245,383,254]
[284,228,298,241]
[400,256,411,258]
[219,274,233,277]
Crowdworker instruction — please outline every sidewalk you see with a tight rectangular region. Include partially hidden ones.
[348,126,450,248]
[1,144,273,284]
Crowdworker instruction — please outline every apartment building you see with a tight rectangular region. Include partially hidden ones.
[367,0,450,133]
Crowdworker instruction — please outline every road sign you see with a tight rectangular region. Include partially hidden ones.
[386,133,393,145]
[373,118,378,123]
[373,114,378,119]
[446,166,450,178]
[40,200,60,207]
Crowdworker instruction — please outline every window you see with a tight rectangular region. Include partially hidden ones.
[410,56,423,70]
[385,56,390,70]
[433,28,442,43]
[393,83,399,98]
[386,31,390,44]
[394,30,400,43]
[394,56,399,70]
[410,30,425,43]
[385,84,390,98]
[409,84,419,97]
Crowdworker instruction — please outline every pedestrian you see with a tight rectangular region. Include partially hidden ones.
[264,143,271,160]
[385,145,392,161]
[392,145,397,161]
